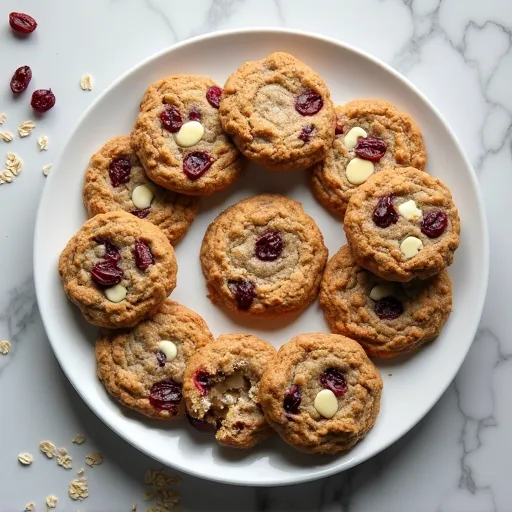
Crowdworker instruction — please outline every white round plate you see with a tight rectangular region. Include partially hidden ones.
[34,28,488,486]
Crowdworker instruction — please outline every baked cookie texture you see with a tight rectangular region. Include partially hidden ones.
[320,245,453,357]
[83,135,198,245]
[183,333,276,449]
[200,194,328,317]
[95,300,213,420]
[259,333,383,454]
[59,211,177,329]
[344,166,460,282]
[131,75,242,196]
[311,99,427,218]
[219,52,336,171]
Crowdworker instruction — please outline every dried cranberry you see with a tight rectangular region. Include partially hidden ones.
[320,368,347,397]
[228,280,256,310]
[160,105,182,133]
[131,207,151,219]
[373,195,398,228]
[133,240,154,270]
[283,385,301,414]
[354,136,387,162]
[183,151,214,181]
[375,297,404,320]
[255,231,283,261]
[91,261,123,287]
[421,210,448,238]
[206,86,222,109]
[186,414,217,433]
[9,12,37,34]
[94,238,121,264]
[108,157,131,188]
[10,65,32,94]
[335,118,344,135]
[156,351,167,367]
[149,380,182,411]
[31,89,56,113]
[299,124,315,143]
[194,370,213,395]
[188,105,202,121]
[295,90,324,116]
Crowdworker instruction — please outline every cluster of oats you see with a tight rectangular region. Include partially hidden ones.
[18,120,36,138]
[142,469,181,511]
[0,152,23,185]
[0,340,11,355]
[69,477,89,501]
[46,495,58,509]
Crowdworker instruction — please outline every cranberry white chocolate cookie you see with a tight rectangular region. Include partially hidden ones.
[320,245,453,357]
[59,211,177,329]
[259,333,383,454]
[310,99,427,218]
[131,75,242,196]
[183,334,276,449]
[95,300,213,420]
[219,52,336,171]
[344,166,460,282]
[200,194,328,317]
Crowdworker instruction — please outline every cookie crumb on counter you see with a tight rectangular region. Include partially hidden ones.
[80,74,93,91]
[18,452,34,465]
[0,131,13,143]
[45,495,58,508]
[38,135,49,151]
[0,340,11,354]
[18,120,36,138]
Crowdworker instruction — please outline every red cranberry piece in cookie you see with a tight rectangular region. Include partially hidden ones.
[354,137,387,162]
[295,90,324,116]
[228,280,256,310]
[91,261,123,287]
[31,89,56,113]
[10,65,32,94]
[183,151,215,181]
[320,368,347,397]
[421,210,448,238]
[149,380,182,411]
[374,297,404,320]
[156,350,167,367]
[206,86,222,109]
[160,105,183,133]
[95,238,121,264]
[299,124,315,143]
[108,157,131,188]
[188,105,202,121]
[193,370,213,395]
[131,207,151,219]
[133,240,154,270]
[255,231,283,261]
[283,385,301,414]
[9,12,37,34]
[373,195,398,228]
[186,413,217,433]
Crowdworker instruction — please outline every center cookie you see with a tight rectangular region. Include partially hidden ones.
[200,194,328,317]
[219,52,336,171]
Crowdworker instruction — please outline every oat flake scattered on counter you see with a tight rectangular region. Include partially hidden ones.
[72,433,86,445]
[6,153,22,175]
[0,113,6,124]
[43,163,52,177]
[0,131,13,142]
[18,452,33,465]
[46,495,58,508]
[40,440,58,459]
[57,454,73,469]
[80,74,93,91]
[24,503,35,511]
[69,477,89,500]
[77,467,85,476]
[85,452,103,466]
[18,120,36,138]
[0,340,11,354]
[38,135,48,151]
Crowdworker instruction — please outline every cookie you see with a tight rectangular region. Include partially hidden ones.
[200,194,328,317]
[219,52,336,171]
[344,166,460,282]
[95,300,213,420]
[310,99,427,218]
[131,75,242,196]
[183,334,276,449]
[320,245,452,357]
[259,333,383,454]
[83,135,199,245]
[59,211,177,329]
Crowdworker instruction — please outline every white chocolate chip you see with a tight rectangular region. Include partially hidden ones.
[344,127,367,149]
[104,284,127,303]
[157,340,177,361]
[346,158,374,185]
[175,121,204,148]
[398,199,422,221]
[400,236,423,259]
[313,389,338,419]
[370,284,395,301]
[131,184,154,209]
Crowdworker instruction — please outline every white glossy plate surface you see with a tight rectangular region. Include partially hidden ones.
[34,28,488,486]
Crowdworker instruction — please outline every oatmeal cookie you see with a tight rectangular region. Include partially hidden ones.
[200,194,328,317]
[59,211,177,329]
[320,245,452,357]
[83,135,198,245]
[183,333,276,449]
[259,333,383,454]
[219,52,336,171]
[344,166,460,281]
[96,300,213,419]
[311,99,427,218]
[131,75,242,195]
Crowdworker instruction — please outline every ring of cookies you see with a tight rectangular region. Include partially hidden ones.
[59,52,459,455]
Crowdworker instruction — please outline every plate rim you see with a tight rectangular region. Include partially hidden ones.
[34,26,490,486]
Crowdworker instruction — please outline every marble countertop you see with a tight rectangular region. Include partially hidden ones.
[0,0,510,510]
